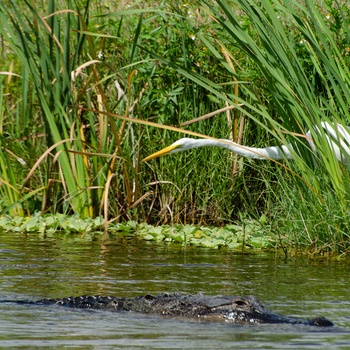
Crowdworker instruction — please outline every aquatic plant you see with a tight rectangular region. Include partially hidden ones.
[0,0,350,254]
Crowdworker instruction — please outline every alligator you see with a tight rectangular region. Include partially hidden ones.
[6,293,334,327]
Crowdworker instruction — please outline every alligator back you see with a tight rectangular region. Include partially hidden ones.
[36,293,334,326]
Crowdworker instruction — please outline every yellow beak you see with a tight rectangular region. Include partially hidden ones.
[142,144,180,162]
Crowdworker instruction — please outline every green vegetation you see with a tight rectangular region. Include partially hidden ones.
[0,214,273,251]
[0,0,349,256]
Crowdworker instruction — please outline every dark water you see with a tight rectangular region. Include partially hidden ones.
[0,231,349,349]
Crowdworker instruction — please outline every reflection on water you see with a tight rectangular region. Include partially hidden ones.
[0,231,349,349]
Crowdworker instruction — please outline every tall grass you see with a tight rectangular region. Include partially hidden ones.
[0,0,349,252]
[0,0,150,221]
[0,71,26,216]
[140,0,350,252]
[178,0,350,251]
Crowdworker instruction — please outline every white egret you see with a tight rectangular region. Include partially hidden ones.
[143,122,350,163]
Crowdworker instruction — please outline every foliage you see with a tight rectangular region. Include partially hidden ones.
[0,212,103,234]
[0,0,350,254]
[0,214,274,252]
[0,0,151,221]
[190,0,350,254]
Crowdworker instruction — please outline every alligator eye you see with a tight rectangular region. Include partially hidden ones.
[234,299,249,306]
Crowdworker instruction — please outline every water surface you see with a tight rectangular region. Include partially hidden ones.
[0,231,349,349]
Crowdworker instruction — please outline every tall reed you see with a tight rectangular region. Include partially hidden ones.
[0,0,145,220]
[1,0,350,252]
[139,0,350,251]
[192,0,350,250]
